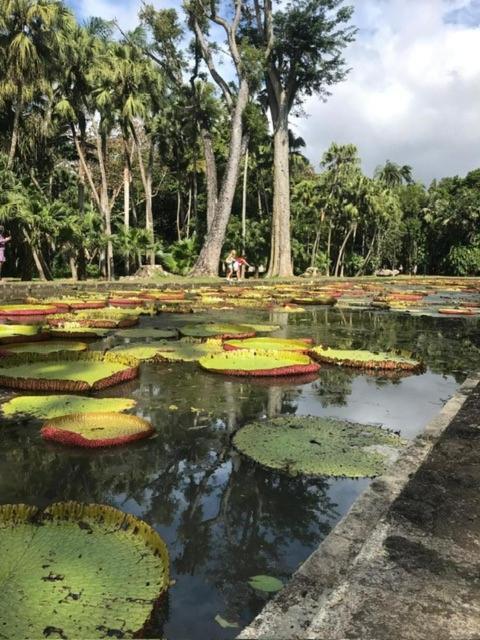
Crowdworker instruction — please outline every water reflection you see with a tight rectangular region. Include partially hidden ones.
[0,305,478,638]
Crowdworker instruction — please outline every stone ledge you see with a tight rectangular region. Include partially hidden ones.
[238,376,479,640]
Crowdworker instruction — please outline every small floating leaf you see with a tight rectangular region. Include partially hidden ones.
[248,575,284,593]
[214,614,239,629]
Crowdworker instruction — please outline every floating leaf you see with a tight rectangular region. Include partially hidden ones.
[114,328,178,340]
[155,339,224,362]
[41,412,154,448]
[233,416,405,478]
[0,324,44,343]
[0,502,169,638]
[224,337,312,353]
[309,346,423,371]
[179,323,256,340]
[199,349,320,377]
[248,575,284,593]
[1,340,88,355]
[1,395,136,420]
[0,352,138,392]
[214,615,239,629]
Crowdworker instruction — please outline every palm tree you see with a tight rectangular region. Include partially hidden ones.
[375,160,413,188]
[0,0,74,167]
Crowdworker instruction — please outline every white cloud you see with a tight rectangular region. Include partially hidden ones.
[296,0,480,182]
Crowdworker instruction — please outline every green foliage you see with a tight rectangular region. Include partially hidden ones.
[445,245,480,276]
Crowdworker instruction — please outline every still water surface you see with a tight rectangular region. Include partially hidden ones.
[0,305,479,639]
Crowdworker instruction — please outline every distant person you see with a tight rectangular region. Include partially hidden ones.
[225,250,237,280]
[235,255,252,280]
[0,226,11,280]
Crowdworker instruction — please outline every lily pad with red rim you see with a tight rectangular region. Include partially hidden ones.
[198,349,320,377]
[224,337,313,353]
[41,412,154,447]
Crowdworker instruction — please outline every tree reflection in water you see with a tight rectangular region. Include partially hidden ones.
[0,306,477,638]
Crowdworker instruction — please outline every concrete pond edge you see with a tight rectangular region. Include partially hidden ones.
[238,375,480,639]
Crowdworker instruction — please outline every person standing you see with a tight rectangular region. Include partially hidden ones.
[225,250,237,280]
[0,226,12,280]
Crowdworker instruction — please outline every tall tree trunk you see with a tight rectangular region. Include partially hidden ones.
[146,140,155,266]
[191,80,249,276]
[241,147,249,253]
[267,104,293,277]
[326,224,332,276]
[22,229,47,281]
[334,226,354,277]
[8,88,22,168]
[123,161,131,275]
[200,128,218,232]
[356,231,377,276]
[176,190,182,241]
[131,125,155,266]
[69,255,78,281]
[96,133,114,280]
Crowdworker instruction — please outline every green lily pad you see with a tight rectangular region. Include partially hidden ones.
[179,323,256,339]
[240,323,281,333]
[199,349,320,377]
[309,346,423,371]
[2,340,88,355]
[0,352,138,392]
[1,395,137,419]
[0,324,43,342]
[155,339,224,362]
[0,502,169,638]
[107,341,174,361]
[0,304,59,316]
[248,575,284,593]
[114,328,178,340]
[41,412,154,448]
[233,416,405,478]
[224,337,312,352]
[49,325,111,339]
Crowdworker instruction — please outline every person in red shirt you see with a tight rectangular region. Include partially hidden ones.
[234,256,252,280]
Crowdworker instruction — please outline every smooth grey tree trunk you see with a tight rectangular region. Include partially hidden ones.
[267,107,293,277]
[191,81,249,276]
[200,128,218,232]
[7,89,22,168]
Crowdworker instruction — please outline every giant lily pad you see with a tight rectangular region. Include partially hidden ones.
[224,337,313,353]
[240,323,281,333]
[199,349,320,377]
[41,412,154,447]
[49,324,111,339]
[179,323,256,340]
[0,340,88,356]
[0,502,169,638]
[1,395,137,419]
[233,416,405,478]
[155,339,224,362]
[0,352,139,392]
[106,341,174,362]
[0,324,46,344]
[0,304,60,317]
[114,327,178,340]
[309,346,423,371]
[48,310,139,329]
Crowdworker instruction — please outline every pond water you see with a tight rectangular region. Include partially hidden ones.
[0,305,479,639]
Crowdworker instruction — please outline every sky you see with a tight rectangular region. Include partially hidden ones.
[67,0,480,184]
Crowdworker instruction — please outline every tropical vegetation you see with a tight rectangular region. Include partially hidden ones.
[0,0,478,280]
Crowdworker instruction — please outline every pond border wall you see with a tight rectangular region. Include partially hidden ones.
[238,374,480,639]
